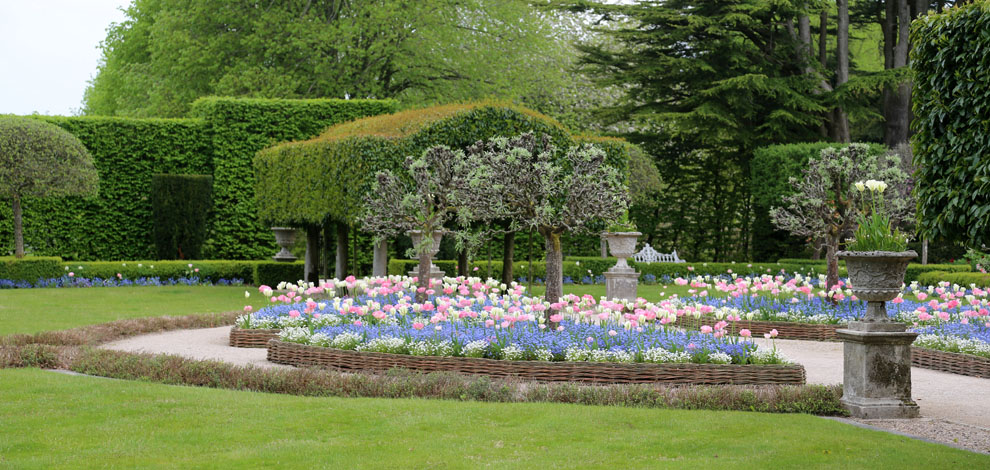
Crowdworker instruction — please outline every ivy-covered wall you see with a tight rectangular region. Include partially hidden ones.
[0,98,398,260]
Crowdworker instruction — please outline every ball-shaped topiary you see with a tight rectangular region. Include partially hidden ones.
[0,116,99,257]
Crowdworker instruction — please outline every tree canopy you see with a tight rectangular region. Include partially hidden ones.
[83,0,603,125]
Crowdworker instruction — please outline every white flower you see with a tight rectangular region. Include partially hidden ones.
[244,291,250,298]
[854,181,866,192]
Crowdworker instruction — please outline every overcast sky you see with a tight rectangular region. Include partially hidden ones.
[0,0,129,116]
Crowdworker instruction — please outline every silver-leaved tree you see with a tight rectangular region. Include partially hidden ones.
[462,133,629,321]
[770,143,912,294]
[0,117,99,258]
[360,145,468,300]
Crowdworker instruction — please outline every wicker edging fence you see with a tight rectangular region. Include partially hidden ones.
[911,347,990,379]
[266,340,807,385]
[229,327,281,348]
[675,315,843,342]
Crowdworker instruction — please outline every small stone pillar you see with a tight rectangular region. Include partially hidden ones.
[603,232,641,301]
[836,250,920,419]
[372,240,388,277]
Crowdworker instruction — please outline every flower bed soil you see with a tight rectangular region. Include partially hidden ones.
[911,347,990,379]
[266,340,807,385]
[675,315,843,342]
[229,327,281,348]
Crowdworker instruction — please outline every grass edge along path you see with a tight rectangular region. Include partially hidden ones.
[2,367,987,469]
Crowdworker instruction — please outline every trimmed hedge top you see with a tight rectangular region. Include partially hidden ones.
[255,102,633,227]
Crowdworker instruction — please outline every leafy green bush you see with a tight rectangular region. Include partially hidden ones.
[0,256,63,282]
[917,271,990,288]
[255,261,305,287]
[65,260,257,282]
[912,2,990,247]
[151,174,213,260]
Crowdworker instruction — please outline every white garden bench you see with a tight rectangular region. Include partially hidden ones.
[632,244,685,263]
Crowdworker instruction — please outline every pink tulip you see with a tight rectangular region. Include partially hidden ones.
[700,325,713,334]
[288,310,300,318]
[739,329,751,337]
[243,305,253,312]
[412,322,425,330]
[769,329,778,337]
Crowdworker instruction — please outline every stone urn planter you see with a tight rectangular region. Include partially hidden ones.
[603,232,641,301]
[271,227,297,262]
[407,230,445,279]
[835,250,919,419]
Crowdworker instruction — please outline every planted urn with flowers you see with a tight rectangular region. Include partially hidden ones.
[836,179,920,419]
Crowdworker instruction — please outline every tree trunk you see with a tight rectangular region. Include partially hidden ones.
[305,225,321,284]
[825,231,840,303]
[922,238,929,265]
[542,228,563,328]
[501,231,515,285]
[835,0,851,143]
[12,197,24,258]
[819,9,828,69]
[417,249,431,303]
[457,248,468,277]
[335,223,348,279]
[542,229,563,303]
[883,0,915,146]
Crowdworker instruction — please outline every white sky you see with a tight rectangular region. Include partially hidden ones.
[0,0,130,116]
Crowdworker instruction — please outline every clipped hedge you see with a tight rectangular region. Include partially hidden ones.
[190,97,399,259]
[151,174,213,260]
[912,2,990,247]
[388,259,829,282]
[62,260,256,282]
[254,102,629,227]
[255,261,306,287]
[0,256,63,282]
[917,271,990,288]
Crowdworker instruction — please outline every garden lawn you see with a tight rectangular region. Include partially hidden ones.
[1,368,986,469]
[0,286,268,335]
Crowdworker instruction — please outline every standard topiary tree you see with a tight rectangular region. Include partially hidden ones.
[770,144,912,294]
[462,132,628,321]
[360,145,469,300]
[0,117,99,258]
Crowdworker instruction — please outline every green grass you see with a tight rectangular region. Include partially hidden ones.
[0,286,268,336]
[1,368,985,469]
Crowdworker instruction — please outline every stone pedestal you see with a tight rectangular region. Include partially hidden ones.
[836,321,919,419]
[271,227,297,262]
[604,267,638,301]
[407,265,445,280]
[407,230,444,281]
[372,240,388,277]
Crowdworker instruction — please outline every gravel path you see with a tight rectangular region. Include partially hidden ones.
[102,327,990,453]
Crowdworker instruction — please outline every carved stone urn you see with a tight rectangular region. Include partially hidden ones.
[406,230,445,280]
[271,227,297,262]
[835,250,919,419]
[603,232,641,301]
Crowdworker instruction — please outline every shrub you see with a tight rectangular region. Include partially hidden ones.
[64,260,257,283]
[151,174,213,260]
[255,261,305,286]
[0,256,63,282]
[917,271,990,288]
[912,2,990,247]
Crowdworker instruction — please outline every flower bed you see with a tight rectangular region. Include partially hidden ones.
[0,275,245,289]
[266,341,805,385]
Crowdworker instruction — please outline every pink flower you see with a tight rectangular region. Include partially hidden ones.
[739,329,751,337]
[687,266,694,271]
[412,322,425,330]
[243,305,253,312]
[68,272,74,277]
[769,329,778,338]
[549,314,563,323]
[916,293,928,301]
[353,320,363,326]
[556,326,565,332]
[937,311,950,321]
[891,297,904,304]
[484,319,495,327]
[608,330,618,336]
[288,310,300,318]
[700,325,713,334]
[194,268,199,272]
[473,266,479,271]
[586,336,594,343]
[764,333,771,339]
[372,310,386,320]
[116,273,122,279]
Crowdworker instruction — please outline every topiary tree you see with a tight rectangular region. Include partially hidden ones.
[0,117,99,258]
[360,145,469,300]
[770,144,912,294]
[462,132,629,320]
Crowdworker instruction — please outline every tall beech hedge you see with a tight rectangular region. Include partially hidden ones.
[254,102,631,228]
[0,98,397,260]
[912,2,990,247]
[151,174,213,260]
